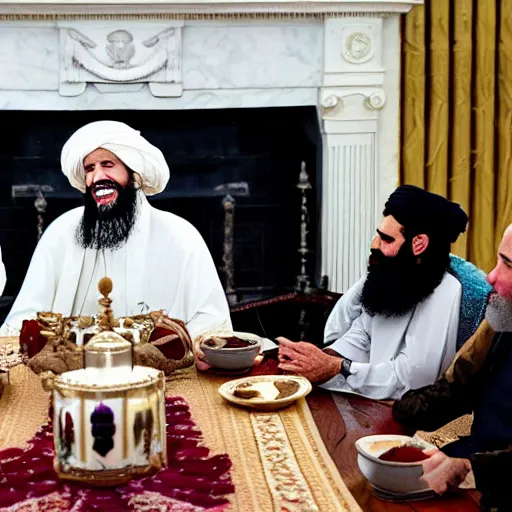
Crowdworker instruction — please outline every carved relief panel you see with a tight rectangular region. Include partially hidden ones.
[321,17,386,120]
[323,18,383,88]
[57,21,183,97]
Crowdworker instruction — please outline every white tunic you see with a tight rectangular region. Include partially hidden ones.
[0,245,6,296]
[0,192,232,340]
[321,272,462,400]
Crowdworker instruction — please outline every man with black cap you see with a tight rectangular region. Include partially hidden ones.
[277,185,468,400]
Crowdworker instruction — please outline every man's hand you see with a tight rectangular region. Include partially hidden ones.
[420,449,472,495]
[193,339,211,372]
[277,337,342,384]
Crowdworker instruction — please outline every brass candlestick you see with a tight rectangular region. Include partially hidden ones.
[222,194,237,305]
[296,161,312,293]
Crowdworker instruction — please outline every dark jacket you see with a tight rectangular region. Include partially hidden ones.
[393,320,512,510]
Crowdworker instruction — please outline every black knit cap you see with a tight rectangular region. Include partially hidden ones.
[383,185,468,243]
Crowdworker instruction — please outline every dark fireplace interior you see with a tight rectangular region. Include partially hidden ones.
[0,107,323,329]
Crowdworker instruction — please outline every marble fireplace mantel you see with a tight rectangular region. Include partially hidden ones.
[0,0,422,293]
[0,0,422,15]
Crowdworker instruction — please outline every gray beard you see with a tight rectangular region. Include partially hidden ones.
[485,294,512,332]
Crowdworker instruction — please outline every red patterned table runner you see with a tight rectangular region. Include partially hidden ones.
[0,343,361,512]
[0,396,234,511]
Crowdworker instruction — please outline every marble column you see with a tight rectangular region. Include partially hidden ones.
[318,15,401,293]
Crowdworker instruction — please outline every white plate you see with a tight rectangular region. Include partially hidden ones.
[218,375,312,411]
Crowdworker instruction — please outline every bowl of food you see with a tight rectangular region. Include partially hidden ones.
[355,435,436,495]
[218,375,312,411]
[199,331,262,371]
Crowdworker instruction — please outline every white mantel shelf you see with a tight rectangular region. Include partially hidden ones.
[0,0,423,293]
[0,0,422,16]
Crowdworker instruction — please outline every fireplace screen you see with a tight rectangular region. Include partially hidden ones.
[0,107,320,321]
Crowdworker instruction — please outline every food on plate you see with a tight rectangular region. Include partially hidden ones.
[274,380,300,399]
[232,383,262,399]
[232,379,300,401]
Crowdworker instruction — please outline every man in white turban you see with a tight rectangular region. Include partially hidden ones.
[0,121,232,360]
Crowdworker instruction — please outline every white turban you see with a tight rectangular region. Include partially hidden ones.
[60,120,170,195]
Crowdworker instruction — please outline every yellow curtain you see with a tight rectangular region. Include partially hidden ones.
[401,0,512,272]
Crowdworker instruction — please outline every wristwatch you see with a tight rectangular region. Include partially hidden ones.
[340,357,352,378]
[323,347,352,378]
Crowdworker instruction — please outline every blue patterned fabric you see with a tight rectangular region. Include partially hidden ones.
[448,254,492,350]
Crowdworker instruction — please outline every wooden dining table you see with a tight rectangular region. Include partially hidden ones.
[0,335,482,512]
[306,388,481,511]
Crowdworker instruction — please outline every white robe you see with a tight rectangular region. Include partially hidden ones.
[0,245,6,296]
[321,272,462,400]
[0,192,232,340]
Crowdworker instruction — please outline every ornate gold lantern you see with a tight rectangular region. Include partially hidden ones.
[43,279,167,487]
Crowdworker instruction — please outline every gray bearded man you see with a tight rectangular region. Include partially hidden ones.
[392,225,512,511]
[0,121,232,365]
[278,185,468,400]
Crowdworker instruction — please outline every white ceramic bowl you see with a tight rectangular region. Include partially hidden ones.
[200,331,262,371]
[355,435,434,494]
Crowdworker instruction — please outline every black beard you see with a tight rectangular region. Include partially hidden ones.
[76,179,138,250]
[360,243,449,318]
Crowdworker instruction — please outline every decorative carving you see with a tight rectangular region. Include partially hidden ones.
[342,32,373,64]
[0,5,420,20]
[320,89,386,115]
[105,29,136,69]
[320,94,343,113]
[365,90,386,110]
[59,24,183,97]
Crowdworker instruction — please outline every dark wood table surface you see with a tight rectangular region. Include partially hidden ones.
[306,389,481,511]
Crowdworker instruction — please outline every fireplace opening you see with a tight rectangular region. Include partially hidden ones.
[0,107,321,322]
